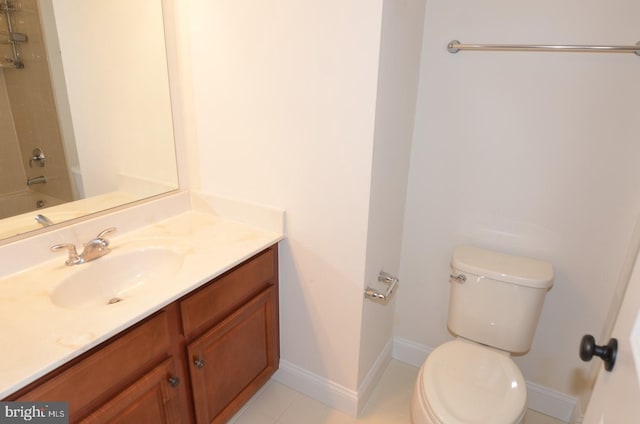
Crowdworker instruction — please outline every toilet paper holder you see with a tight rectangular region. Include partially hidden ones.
[364,271,399,304]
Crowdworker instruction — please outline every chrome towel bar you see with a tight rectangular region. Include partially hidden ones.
[447,40,640,56]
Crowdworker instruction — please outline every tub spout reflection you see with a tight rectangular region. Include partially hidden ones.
[27,175,46,186]
[35,214,54,227]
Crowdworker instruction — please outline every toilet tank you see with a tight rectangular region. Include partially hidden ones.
[448,245,554,353]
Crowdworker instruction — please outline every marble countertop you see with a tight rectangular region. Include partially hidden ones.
[0,193,283,398]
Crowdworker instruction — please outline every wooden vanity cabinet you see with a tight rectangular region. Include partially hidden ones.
[186,287,279,423]
[181,246,280,424]
[12,310,185,422]
[5,245,279,424]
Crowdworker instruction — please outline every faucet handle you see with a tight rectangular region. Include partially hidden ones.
[51,243,77,253]
[50,243,81,266]
[96,227,117,241]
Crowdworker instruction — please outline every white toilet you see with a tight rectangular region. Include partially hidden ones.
[411,245,554,424]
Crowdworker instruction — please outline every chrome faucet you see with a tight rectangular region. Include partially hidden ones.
[34,214,54,227]
[26,175,46,186]
[51,227,117,266]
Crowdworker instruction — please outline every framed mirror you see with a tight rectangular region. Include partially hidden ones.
[0,0,178,240]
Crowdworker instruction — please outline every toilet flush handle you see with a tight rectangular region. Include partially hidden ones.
[449,274,466,283]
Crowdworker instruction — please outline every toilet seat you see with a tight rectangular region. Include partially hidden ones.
[419,339,527,424]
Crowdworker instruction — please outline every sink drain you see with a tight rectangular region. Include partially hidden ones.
[107,297,123,305]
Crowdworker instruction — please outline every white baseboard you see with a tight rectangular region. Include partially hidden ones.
[273,360,359,416]
[569,398,584,424]
[526,380,578,423]
[393,337,577,423]
[272,339,393,417]
[393,336,434,367]
[273,337,577,422]
[356,338,393,413]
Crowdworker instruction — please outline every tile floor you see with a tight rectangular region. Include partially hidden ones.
[230,360,566,424]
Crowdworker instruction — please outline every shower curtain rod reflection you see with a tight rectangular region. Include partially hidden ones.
[447,40,640,56]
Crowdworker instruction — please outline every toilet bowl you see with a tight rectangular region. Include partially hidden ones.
[410,245,553,424]
[411,339,527,424]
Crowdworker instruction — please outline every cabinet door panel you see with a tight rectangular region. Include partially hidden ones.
[81,358,184,424]
[188,287,279,424]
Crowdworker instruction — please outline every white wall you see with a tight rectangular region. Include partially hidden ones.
[175,0,640,417]
[39,0,79,197]
[183,0,385,397]
[396,0,640,407]
[52,0,177,197]
[358,0,425,396]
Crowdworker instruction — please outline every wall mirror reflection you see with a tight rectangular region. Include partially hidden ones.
[0,0,178,240]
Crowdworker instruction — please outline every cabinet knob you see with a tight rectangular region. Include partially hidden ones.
[168,376,180,387]
[194,359,205,369]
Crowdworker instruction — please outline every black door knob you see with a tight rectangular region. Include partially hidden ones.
[580,334,618,372]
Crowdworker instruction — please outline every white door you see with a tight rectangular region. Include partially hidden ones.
[583,250,640,423]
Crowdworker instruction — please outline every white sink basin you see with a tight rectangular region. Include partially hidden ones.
[50,247,183,309]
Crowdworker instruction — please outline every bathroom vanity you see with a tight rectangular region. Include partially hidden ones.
[7,246,278,423]
[0,192,284,424]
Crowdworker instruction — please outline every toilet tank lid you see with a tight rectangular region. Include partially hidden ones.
[451,245,554,289]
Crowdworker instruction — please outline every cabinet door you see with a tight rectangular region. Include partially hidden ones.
[17,312,172,419]
[81,358,185,424]
[188,287,279,424]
